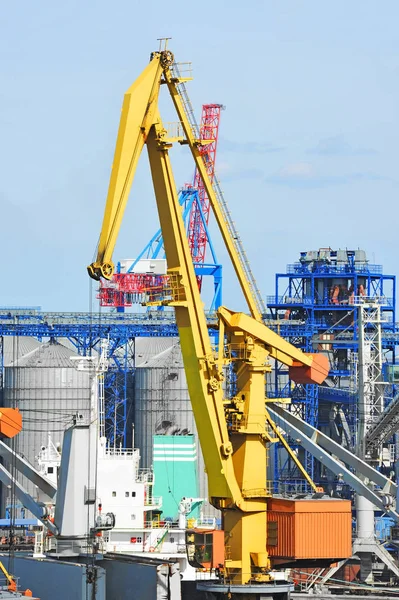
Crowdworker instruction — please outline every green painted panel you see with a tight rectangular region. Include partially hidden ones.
[153,434,199,519]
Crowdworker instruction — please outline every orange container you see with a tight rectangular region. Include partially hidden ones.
[267,498,352,561]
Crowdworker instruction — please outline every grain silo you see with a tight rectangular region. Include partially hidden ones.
[134,339,217,517]
[135,337,177,367]
[2,339,91,506]
[3,337,41,368]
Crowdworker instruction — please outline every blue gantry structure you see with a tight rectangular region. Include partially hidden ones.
[267,248,398,485]
[0,309,177,446]
[0,308,217,446]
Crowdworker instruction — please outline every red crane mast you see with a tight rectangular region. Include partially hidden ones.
[187,104,223,289]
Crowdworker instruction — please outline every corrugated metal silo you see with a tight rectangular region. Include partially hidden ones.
[134,340,217,516]
[2,339,91,505]
[3,337,41,367]
[135,337,177,367]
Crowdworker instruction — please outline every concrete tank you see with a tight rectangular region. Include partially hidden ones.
[134,341,217,517]
[2,339,91,505]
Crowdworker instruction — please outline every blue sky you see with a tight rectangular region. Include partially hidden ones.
[1,1,398,312]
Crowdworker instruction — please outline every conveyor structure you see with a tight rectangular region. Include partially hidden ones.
[365,390,399,451]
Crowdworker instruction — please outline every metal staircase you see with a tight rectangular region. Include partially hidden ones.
[170,62,199,138]
[171,63,267,318]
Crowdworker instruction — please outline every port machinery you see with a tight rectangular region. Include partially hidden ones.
[84,43,359,599]
[85,43,399,597]
[1,47,399,594]
[98,102,225,312]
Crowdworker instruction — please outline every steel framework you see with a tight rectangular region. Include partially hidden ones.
[188,104,223,288]
[0,310,208,448]
[99,188,223,311]
[267,248,397,487]
[1,298,398,464]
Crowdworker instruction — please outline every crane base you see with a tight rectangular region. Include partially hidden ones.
[197,580,293,599]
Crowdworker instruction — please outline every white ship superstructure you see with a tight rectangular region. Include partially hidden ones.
[35,342,215,581]
[38,431,212,580]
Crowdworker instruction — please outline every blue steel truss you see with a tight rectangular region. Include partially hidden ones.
[116,188,223,312]
[1,298,399,459]
[267,249,397,487]
[0,310,219,447]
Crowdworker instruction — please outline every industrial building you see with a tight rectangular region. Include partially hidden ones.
[267,248,397,488]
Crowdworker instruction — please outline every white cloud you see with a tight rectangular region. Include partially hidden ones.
[266,162,391,189]
[308,135,376,156]
[277,162,315,179]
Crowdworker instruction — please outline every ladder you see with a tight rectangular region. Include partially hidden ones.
[171,63,267,318]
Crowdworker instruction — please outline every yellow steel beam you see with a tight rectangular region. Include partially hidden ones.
[218,306,313,366]
[218,306,329,384]
[146,117,243,504]
[88,55,163,280]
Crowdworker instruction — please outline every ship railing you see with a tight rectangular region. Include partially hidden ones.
[104,446,138,458]
[144,519,175,529]
[194,517,217,529]
[144,496,162,507]
[137,468,154,483]
[143,517,218,530]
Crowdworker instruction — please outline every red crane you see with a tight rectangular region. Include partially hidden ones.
[187,104,223,289]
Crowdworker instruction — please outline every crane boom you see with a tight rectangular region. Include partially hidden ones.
[89,57,163,280]
[88,49,329,588]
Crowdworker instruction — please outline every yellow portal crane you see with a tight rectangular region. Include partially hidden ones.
[88,47,329,594]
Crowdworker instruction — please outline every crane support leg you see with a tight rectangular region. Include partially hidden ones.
[223,338,271,583]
